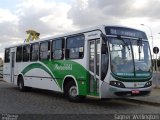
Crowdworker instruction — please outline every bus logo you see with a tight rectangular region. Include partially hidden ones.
[134,83,137,87]
[54,64,72,71]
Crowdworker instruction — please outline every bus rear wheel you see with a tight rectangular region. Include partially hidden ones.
[18,76,32,91]
[18,77,26,92]
[64,81,85,102]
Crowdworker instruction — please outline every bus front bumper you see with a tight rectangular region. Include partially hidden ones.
[100,81,152,98]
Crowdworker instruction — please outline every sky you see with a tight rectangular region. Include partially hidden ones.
[0,0,160,59]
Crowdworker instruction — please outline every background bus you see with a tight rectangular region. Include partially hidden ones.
[3,25,152,102]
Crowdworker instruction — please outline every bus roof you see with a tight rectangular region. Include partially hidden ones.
[5,25,146,49]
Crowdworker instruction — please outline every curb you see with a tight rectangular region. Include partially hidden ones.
[153,86,160,89]
[122,98,160,106]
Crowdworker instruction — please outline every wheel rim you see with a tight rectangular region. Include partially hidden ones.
[69,86,77,97]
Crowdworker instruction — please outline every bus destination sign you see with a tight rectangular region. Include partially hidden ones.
[105,27,147,39]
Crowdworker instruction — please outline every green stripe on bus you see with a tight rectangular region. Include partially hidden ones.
[21,60,89,95]
[21,62,61,88]
[42,60,89,95]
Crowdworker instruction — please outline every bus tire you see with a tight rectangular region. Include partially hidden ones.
[64,81,85,102]
[18,76,26,92]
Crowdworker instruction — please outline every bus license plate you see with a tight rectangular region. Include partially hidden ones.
[132,90,140,94]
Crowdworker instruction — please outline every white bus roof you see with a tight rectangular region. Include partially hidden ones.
[5,25,145,49]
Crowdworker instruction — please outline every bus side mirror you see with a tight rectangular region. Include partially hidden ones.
[101,44,107,54]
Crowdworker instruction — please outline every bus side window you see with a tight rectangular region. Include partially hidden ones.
[52,38,64,60]
[16,46,22,62]
[23,45,30,62]
[40,41,50,60]
[66,34,84,59]
[4,49,10,63]
[30,43,39,61]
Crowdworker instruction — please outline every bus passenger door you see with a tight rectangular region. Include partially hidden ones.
[10,52,15,83]
[88,39,101,96]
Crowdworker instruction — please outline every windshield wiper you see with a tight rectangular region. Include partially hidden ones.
[124,41,130,51]
[138,38,142,60]
[117,36,130,50]
[117,36,131,56]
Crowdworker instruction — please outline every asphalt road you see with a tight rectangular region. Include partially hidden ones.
[0,81,160,115]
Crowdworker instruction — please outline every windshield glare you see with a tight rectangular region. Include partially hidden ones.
[109,37,152,77]
[132,40,151,76]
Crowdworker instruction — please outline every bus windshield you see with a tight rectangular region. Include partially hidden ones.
[109,37,152,77]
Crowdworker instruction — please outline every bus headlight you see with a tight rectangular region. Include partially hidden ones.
[144,81,152,87]
[110,81,125,88]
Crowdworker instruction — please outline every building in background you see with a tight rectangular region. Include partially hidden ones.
[0,58,3,66]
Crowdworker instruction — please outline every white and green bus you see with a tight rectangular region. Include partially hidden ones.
[3,25,152,102]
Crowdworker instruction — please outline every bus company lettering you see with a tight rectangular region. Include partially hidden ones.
[54,64,72,70]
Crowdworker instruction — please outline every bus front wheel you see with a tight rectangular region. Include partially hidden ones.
[64,81,85,102]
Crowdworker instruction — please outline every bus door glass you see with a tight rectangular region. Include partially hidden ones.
[88,39,100,95]
[10,52,15,83]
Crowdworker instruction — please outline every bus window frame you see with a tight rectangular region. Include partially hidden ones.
[65,34,85,60]
[16,46,23,62]
[51,38,64,60]
[39,40,50,61]
[23,44,30,62]
[4,48,10,63]
[30,42,39,62]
